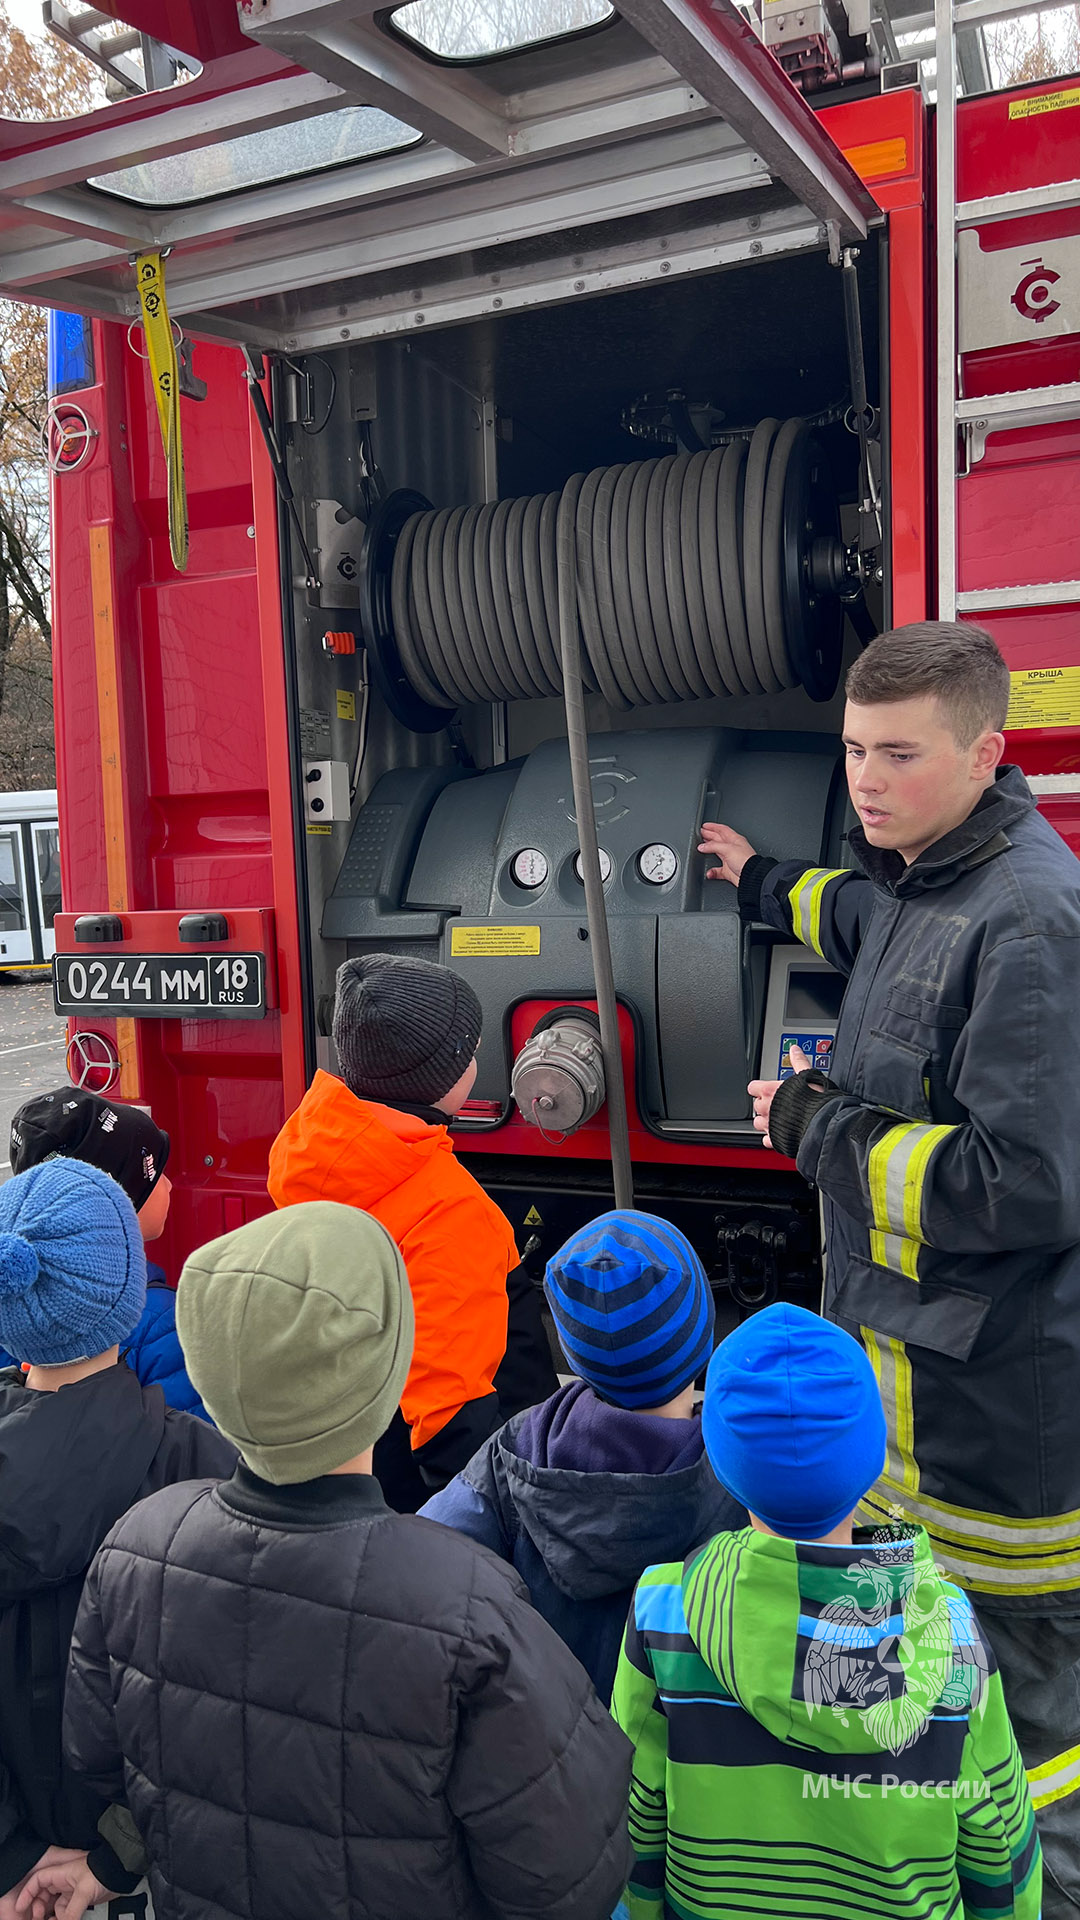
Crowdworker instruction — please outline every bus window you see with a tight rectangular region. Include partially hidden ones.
[0,834,27,934]
[33,826,61,934]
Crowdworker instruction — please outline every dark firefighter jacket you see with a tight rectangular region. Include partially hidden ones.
[739,765,1080,1610]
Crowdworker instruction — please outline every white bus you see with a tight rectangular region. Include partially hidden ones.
[0,792,60,972]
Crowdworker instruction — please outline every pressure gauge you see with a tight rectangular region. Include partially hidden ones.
[574,848,613,885]
[511,848,549,890]
[637,843,679,885]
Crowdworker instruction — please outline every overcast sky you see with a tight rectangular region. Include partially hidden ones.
[5,0,47,37]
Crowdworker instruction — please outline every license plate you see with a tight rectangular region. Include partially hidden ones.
[54,952,266,1019]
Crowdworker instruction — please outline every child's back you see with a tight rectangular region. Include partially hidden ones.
[59,1201,633,1920]
[0,1161,235,1901]
[616,1523,1037,1919]
[422,1211,742,1701]
[613,1303,1040,1920]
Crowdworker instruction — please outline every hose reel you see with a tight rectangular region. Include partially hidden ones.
[359,416,854,733]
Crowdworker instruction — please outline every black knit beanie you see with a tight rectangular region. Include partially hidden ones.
[332,954,482,1107]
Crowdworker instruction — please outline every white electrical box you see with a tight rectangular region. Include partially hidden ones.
[304,759,350,823]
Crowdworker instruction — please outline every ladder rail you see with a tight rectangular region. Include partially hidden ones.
[936,0,960,622]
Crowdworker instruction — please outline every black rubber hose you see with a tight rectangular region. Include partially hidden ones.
[556,478,634,1211]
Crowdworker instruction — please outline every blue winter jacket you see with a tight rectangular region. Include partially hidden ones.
[0,1264,210,1423]
[420,1378,744,1702]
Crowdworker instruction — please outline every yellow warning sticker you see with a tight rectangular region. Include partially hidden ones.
[1006,666,1080,729]
[1009,86,1080,119]
[336,689,356,721]
[524,1205,543,1227]
[450,925,541,957]
[306,822,333,836]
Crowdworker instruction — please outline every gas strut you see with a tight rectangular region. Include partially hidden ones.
[242,349,321,592]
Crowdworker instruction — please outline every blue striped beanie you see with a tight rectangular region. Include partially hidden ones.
[544,1209,715,1410]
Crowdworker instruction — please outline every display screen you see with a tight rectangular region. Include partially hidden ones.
[785,968,845,1022]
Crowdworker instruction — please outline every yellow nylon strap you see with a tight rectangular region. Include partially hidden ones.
[135,251,188,572]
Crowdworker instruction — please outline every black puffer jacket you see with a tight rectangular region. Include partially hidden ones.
[65,1464,634,1920]
[0,1363,236,1894]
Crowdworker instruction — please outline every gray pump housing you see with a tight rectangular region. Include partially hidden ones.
[323,727,846,1132]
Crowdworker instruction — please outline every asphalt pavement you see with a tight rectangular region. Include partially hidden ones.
[0,976,69,1182]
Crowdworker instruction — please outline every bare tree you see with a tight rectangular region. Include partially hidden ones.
[0,4,99,786]
[985,2,1080,84]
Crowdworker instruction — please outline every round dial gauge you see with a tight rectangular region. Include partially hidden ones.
[574,848,613,885]
[511,848,549,890]
[637,843,679,885]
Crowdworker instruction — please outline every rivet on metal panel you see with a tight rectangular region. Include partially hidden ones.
[340,329,350,339]
[415,314,426,325]
[574,280,585,292]
[660,261,672,273]
[203,1155,214,1167]
[750,241,763,256]
[493,298,503,309]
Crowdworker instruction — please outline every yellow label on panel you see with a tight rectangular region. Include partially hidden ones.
[1006,666,1080,729]
[306,822,333,835]
[1008,86,1080,119]
[450,925,541,957]
[336,689,356,721]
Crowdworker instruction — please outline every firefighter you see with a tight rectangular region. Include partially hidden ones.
[699,621,1080,1916]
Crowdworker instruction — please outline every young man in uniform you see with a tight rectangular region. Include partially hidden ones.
[699,621,1080,1916]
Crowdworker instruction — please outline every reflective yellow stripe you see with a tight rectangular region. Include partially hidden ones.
[868,1121,956,1245]
[860,1477,1080,1594]
[135,251,188,573]
[859,1327,919,1493]
[786,868,847,956]
[1028,1744,1080,1810]
[869,1228,921,1279]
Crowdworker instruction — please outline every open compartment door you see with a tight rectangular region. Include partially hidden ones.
[0,0,875,343]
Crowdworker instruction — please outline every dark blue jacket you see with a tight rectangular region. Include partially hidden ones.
[0,1266,209,1424]
[420,1379,744,1702]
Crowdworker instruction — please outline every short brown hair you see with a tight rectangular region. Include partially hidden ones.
[845,621,1010,745]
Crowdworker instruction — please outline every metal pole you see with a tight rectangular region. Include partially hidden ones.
[555,483,634,1211]
[936,0,958,620]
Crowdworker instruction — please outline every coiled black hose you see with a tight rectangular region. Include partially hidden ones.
[389,420,811,712]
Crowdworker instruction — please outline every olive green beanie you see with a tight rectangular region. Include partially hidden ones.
[176,1201,413,1484]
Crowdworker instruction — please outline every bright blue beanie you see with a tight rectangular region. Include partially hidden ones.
[701,1303,886,1539]
[544,1209,715,1409]
[0,1160,146,1367]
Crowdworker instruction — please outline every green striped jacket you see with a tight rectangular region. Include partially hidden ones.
[611,1524,1040,1920]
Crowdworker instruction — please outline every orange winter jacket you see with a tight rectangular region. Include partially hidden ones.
[267,1071,514,1451]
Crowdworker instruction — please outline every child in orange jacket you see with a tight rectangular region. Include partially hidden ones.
[268,953,555,1507]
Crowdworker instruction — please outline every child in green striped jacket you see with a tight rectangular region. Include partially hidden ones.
[612,1303,1040,1920]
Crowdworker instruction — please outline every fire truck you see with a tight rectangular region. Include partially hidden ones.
[1,0,1077,1315]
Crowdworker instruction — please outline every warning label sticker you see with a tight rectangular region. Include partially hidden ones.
[306,822,333,836]
[450,925,541,957]
[1008,85,1080,119]
[1006,667,1080,729]
[336,689,356,721]
[524,1205,543,1226]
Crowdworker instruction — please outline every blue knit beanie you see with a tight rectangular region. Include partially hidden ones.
[544,1209,715,1410]
[0,1160,146,1367]
[702,1303,887,1540]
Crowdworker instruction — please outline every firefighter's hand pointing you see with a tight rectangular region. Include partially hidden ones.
[749,1044,813,1149]
[698,822,756,885]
